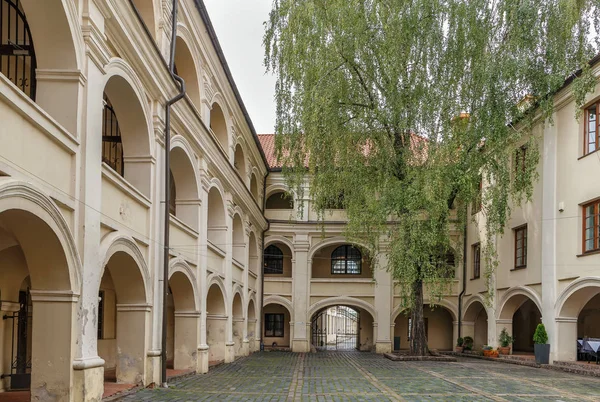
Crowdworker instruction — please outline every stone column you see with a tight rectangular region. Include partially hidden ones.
[242,224,251,357]
[555,317,577,361]
[197,168,210,373]
[291,234,310,352]
[374,253,392,353]
[115,304,150,385]
[224,201,235,363]
[173,312,201,370]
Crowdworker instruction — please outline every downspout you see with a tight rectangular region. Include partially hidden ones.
[260,169,270,351]
[162,0,186,388]
[457,208,468,339]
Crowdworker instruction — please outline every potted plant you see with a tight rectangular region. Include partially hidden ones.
[533,323,550,364]
[455,337,464,353]
[463,336,474,351]
[482,345,498,358]
[498,327,513,355]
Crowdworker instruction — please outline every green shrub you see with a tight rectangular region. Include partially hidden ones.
[456,337,464,347]
[498,327,514,347]
[463,336,474,350]
[533,323,548,344]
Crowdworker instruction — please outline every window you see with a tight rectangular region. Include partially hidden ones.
[472,243,481,279]
[97,291,105,340]
[266,192,293,209]
[102,94,124,176]
[264,245,284,274]
[331,245,362,275]
[514,225,527,269]
[585,103,599,155]
[515,146,527,173]
[583,200,600,253]
[0,0,37,100]
[264,313,284,337]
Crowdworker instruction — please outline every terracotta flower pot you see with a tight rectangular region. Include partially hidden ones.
[498,346,511,355]
[455,346,464,353]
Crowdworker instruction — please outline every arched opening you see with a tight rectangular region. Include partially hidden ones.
[2,0,80,132]
[207,187,226,250]
[131,0,156,39]
[264,243,292,277]
[311,243,371,279]
[499,293,541,355]
[311,306,362,351]
[232,292,244,357]
[102,75,152,197]
[248,232,259,277]
[0,207,77,398]
[166,270,199,371]
[98,250,148,386]
[247,299,257,353]
[557,282,600,361]
[234,144,247,181]
[463,300,488,350]
[393,305,454,352]
[169,146,200,230]
[0,0,37,99]
[232,214,245,265]
[210,103,228,152]
[250,173,259,201]
[206,283,227,365]
[266,191,293,209]
[174,36,201,110]
[263,303,291,350]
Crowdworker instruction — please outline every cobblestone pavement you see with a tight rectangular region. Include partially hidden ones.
[114,352,600,401]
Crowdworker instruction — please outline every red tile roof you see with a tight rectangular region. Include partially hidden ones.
[258,134,281,169]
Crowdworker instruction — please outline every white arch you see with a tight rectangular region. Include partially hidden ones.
[265,184,295,200]
[462,294,490,320]
[556,277,600,318]
[246,292,258,315]
[391,299,458,323]
[206,273,228,315]
[232,284,245,318]
[308,296,376,321]
[308,237,368,260]
[263,295,293,316]
[168,257,200,312]
[264,235,295,259]
[496,286,542,320]
[170,135,201,198]
[99,232,151,305]
[0,179,82,292]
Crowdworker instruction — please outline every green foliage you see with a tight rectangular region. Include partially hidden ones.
[265,0,599,312]
[463,336,474,350]
[533,323,549,344]
[457,337,464,347]
[482,345,493,351]
[499,328,514,347]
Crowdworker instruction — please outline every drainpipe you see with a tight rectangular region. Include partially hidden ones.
[162,0,186,388]
[260,169,270,351]
[457,207,468,339]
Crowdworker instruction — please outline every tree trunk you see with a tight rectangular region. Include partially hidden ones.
[409,279,428,356]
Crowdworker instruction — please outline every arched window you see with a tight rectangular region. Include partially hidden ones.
[102,94,124,176]
[0,0,37,100]
[264,245,283,274]
[331,245,361,275]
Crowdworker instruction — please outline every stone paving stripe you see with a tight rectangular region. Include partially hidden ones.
[340,353,406,402]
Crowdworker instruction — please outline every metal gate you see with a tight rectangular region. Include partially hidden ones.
[1,290,32,390]
[0,0,37,100]
[311,306,359,351]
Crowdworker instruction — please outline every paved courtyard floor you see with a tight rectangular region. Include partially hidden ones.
[114,352,600,401]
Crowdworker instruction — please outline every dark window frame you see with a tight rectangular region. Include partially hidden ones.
[331,245,362,275]
[472,177,483,214]
[472,243,481,279]
[584,103,600,156]
[264,245,284,274]
[264,313,284,337]
[514,225,528,269]
[583,200,600,253]
[102,94,124,176]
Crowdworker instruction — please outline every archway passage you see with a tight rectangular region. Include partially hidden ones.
[263,302,291,349]
[98,250,148,386]
[393,305,454,352]
[247,299,257,353]
[311,306,361,351]
[206,283,227,365]
[0,206,78,399]
[463,300,488,350]
[512,299,541,353]
[232,292,244,357]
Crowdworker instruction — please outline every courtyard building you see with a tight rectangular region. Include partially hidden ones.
[0,0,599,401]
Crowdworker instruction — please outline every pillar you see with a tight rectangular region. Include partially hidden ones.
[291,234,310,352]
[173,312,201,371]
[115,304,150,384]
[374,253,392,353]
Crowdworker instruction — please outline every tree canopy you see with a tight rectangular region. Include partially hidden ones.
[264,0,599,352]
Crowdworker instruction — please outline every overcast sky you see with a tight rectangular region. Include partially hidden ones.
[203,0,276,134]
